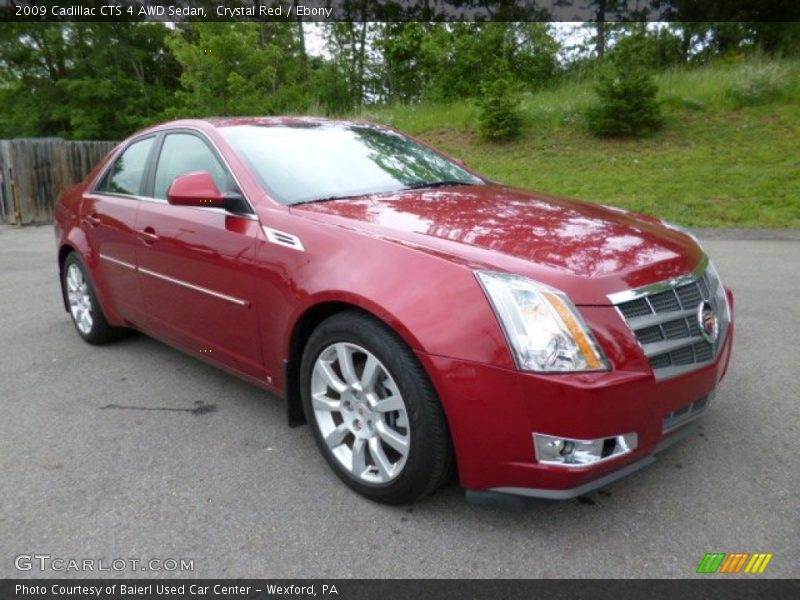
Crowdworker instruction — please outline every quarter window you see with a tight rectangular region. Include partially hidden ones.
[153,133,232,201]
[97,137,154,196]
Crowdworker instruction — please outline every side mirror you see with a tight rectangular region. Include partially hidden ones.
[453,157,468,169]
[167,171,225,208]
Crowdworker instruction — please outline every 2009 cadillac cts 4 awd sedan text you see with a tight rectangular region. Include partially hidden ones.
[54,118,734,504]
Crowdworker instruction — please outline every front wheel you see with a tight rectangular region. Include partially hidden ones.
[300,311,453,504]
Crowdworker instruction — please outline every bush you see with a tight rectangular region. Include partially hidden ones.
[586,67,663,137]
[725,62,790,107]
[586,36,664,137]
[477,77,522,141]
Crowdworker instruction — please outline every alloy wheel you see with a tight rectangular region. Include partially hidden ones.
[310,342,410,484]
[66,262,93,335]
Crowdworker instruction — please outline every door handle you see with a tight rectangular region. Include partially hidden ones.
[84,213,100,227]
[137,227,159,244]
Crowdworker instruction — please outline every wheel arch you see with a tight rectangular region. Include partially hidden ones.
[58,243,78,312]
[58,229,123,328]
[283,298,425,428]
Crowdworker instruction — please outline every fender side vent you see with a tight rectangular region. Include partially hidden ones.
[263,226,305,251]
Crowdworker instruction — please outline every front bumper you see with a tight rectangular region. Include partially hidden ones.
[487,415,701,500]
[417,290,734,499]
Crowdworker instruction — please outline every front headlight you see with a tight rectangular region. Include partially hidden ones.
[476,271,609,373]
[707,261,731,322]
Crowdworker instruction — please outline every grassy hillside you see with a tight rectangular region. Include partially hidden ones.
[354,58,800,228]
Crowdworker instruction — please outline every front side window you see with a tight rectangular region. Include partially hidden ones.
[153,133,232,200]
[218,124,483,205]
[97,137,154,196]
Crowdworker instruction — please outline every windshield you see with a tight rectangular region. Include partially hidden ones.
[218,123,484,205]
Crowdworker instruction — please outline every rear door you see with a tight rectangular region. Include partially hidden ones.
[83,135,155,324]
[134,130,264,378]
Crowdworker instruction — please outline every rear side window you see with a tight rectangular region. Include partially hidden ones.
[97,137,154,196]
[153,133,232,200]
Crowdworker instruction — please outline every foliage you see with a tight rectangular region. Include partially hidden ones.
[165,23,308,117]
[324,21,375,109]
[509,23,561,87]
[647,27,686,68]
[749,22,800,56]
[308,58,356,115]
[724,60,794,107]
[1,22,799,144]
[361,59,800,228]
[585,35,664,137]
[0,23,179,139]
[376,23,560,104]
[376,22,434,103]
[2,21,799,228]
[477,76,523,141]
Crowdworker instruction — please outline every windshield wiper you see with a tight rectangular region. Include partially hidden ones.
[290,194,359,206]
[291,180,478,206]
[401,180,478,191]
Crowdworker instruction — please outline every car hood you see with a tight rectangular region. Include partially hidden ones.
[289,184,704,305]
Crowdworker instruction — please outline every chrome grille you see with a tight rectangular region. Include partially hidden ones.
[618,298,651,318]
[610,259,730,380]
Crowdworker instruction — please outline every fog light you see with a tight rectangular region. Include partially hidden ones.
[534,432,638,468]
[559,441,575,458]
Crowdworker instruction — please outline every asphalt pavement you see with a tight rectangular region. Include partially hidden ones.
[1,225,798,578]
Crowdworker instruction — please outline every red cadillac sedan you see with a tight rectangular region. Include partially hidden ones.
[54,117,733,504]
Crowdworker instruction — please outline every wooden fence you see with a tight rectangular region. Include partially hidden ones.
[0,138,118,225]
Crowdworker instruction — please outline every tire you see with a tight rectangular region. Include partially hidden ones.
[300,311,454,504]
[62,252,127,345]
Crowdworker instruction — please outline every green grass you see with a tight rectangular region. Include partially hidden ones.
[348,57,800,228]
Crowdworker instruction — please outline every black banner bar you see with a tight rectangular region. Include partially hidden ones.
[2,579,800,600]
[2,0,800,23]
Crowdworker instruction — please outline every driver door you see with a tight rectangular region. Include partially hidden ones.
[134,131,264,378]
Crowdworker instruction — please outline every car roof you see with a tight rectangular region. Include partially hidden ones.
[202,116,353,128]
[132,116,388,140]
[146,116,378,131]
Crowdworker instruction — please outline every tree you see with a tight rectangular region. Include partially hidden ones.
[324,3,374,108]
[750,22,800,56]
[0,23,179,139]
[376,22,431,103]
[477,75,522,141]
[307,58,355,115]
[166,23,309,117]
[0,24,71,137]
[586,34,663,137]
[430,23,511,101]
[506,23,560,89]
[62,23,180,138]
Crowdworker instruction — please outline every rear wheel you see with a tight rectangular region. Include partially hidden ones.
[300,311,453,504]
[62,253,127,345]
